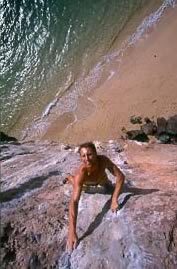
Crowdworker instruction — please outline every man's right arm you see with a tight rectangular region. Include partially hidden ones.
[67,170,84,251]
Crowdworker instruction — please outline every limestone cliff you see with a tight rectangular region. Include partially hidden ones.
[1,140,177,269]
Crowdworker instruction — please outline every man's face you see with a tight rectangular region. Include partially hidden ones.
[80,147,97,167]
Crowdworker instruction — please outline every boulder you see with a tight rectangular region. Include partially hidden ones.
[144,117,152,124]
[126,130,149,142]
[130,115,142,124]
[166,114,177,135]
[170,135,177,144]
[156,117,167,135]
[141,121,157,135]
[158,133,171,144]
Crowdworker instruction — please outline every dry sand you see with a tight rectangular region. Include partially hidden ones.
[42,5,177,144]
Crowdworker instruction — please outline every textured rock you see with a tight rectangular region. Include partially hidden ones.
[141,121,157,135]
[156,117,167,135]
[124,115,177,145]
[1,140,177,269]
[0,141,79,269]
[126,130,149,142]
[158,133,171,144]
[130,116,142,124]
[166,115,177,135]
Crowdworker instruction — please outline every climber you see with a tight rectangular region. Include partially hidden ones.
[65,141,124,251]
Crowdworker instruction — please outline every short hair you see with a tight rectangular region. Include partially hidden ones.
[78,141,97,154]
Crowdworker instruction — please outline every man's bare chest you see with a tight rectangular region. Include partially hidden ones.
[84,166,108,184]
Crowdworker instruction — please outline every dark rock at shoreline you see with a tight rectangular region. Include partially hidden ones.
[158,133,171,144]
[125,115,177,145]
[166,114,177,135]
[126,130,149,142]
[157,117,167,135]
[141,121,157,135]
[156,115,177,144]
[144,117,152,124]
[130,115,142,124]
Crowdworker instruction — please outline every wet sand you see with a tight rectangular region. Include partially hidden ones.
[42,5,177,144]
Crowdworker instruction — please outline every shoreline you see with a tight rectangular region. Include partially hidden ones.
[40,5,177,144]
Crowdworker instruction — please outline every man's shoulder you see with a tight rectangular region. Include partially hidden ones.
[74,165,87,186]
[76,164,87,175]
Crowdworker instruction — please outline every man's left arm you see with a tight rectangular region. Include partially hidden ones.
[105,157,125,212]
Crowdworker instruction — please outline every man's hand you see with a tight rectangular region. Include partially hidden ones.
[66,233,78,252]
[111,200,119,212]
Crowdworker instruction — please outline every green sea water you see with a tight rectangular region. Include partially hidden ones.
[0,0,175,138]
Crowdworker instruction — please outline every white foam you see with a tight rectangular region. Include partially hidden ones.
[42,97,58,118]
[128,0,176,46]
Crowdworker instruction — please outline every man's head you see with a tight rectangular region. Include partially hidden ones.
[78,142,97,167]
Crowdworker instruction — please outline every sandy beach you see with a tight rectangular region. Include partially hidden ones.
[42,5,177,144]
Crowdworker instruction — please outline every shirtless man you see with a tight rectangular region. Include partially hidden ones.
[66,142,125,251]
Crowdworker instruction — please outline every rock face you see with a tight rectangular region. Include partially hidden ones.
[1,140,177,269]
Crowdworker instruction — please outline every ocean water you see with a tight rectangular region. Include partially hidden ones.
[0,0,176,139]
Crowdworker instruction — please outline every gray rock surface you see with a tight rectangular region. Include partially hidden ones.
[0,140,177,269]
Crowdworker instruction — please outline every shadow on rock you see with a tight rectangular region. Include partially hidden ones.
[0,170,61,203]
[79,184,159,242]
